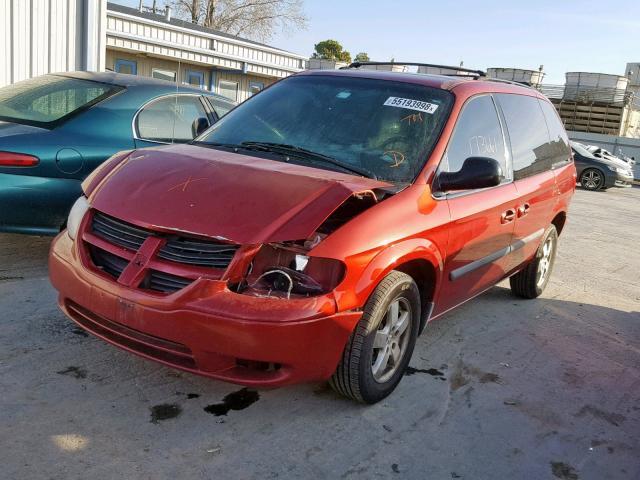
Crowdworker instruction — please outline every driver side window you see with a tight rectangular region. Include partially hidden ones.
[136,95,209,143]
[441,95,510,181]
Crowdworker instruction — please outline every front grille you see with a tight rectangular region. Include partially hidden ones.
[89,245,128,279]
[158,237,238,268]
[91,212,237,270]
[146,270,194,294]
[86,210,238,294]
[92,212,149,251]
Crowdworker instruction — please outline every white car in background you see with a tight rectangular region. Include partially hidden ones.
[586,145,636,168]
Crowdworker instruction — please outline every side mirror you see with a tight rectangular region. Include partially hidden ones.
[438,157,503,191]
[191,117,210,138]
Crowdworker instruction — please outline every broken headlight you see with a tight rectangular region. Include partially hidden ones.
[241,244,345,298]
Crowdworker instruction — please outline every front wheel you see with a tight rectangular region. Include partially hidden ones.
[329,271,420,403]
[510,225,558,299]
[580,168,605,191]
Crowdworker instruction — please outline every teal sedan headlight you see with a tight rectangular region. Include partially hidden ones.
[66,196,89,240]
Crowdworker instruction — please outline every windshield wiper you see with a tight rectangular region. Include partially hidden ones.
[241,141,378,179]
[192,141,271,152]
[193,140,378,180]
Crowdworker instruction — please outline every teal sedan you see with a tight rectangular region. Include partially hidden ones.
[0,72,236,235]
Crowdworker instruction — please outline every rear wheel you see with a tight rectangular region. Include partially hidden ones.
[329,271,420,403]
[510,225,558,299]
[580,168,605,191]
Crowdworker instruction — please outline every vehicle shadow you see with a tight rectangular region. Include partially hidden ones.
[1,236,639,479]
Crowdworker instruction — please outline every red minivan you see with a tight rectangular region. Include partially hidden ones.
[49,64,576,403]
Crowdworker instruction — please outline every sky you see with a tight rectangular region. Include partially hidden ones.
[112,0,640,84]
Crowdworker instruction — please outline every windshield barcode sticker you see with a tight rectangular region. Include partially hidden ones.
[383,97,439,114]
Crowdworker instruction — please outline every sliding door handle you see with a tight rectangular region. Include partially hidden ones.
[517,203,530,217]
[501,208,516,224]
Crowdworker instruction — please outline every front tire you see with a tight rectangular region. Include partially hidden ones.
[329,271,420,403]
[580,168,605,191]
[510,225,558,299]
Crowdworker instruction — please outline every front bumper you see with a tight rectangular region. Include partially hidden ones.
[614,171,634,187]
[49,232,362,387]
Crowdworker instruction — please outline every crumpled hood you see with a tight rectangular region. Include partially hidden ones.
[88,144,391,245]
[599,154,632,170]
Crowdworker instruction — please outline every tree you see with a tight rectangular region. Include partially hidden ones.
[312,40,351,63]
[170,0,307,42]
[354,52,370,62]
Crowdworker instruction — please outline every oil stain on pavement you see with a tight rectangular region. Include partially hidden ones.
[551,461,579,479]
[175,391,201,400]
[449,360,502,391]
[204,388,260,416]
[574,405,626,427]
[56,366,87,379]
[150,404,182,424]
[405,366,446,380]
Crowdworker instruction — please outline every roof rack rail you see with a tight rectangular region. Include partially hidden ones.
[484,77,536,89]
[343,61,486,77]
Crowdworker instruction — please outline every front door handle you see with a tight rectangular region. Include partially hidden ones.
[501,208,516,224]
[517,203,530,217]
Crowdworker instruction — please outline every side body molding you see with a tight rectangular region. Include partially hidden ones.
[449,228,544,281]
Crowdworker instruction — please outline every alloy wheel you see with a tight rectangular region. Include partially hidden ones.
[371,297,412,383]
[536,236,554,287]
[581,170,603,190]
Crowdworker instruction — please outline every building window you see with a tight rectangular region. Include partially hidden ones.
[152,68,177,82]
[185,70,205,89]
[218,80,238,101]
[249,81,264,96]
[114,59,137,75]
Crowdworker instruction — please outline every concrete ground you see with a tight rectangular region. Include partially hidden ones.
[1,187,639,480]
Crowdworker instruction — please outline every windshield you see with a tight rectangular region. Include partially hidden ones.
[0,75,121,128]
[197,75,453,183]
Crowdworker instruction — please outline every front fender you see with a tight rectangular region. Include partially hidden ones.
[82,149,133,197]
[334,237,444,313]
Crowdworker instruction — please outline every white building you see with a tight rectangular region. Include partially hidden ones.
[0,0,107,87]
[0,0,308,102]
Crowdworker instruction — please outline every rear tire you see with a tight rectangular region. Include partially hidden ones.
[580,168,605,191]
[329,271,420,404]
[510,225,558,299]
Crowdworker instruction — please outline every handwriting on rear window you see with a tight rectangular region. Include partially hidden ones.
[468,135,499,156]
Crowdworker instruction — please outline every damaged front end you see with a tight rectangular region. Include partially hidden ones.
[231,188,389,300]
[235,243,345,299]
[81,145,399,301]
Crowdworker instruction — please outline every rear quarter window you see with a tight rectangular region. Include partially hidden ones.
[538,99,572,167]
[136,95,209,143]
[496,93,554,180]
